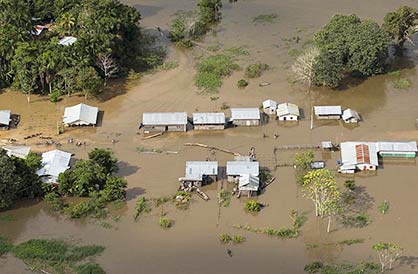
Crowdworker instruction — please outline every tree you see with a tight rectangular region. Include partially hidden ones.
[97,53,118,86]
[312,50,344,88]
[198,0,223,25]
[100,176,127,202]
[25,152,42,170]
[322,198,342,233]
[58,12,76,35]
[75,66,102,99]
[372,242,403,272]
[383,6,418,48]
[293,151,314,170]
[292,47,320,87]
[88,148,118,175]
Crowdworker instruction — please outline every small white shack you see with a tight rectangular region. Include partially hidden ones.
[63,103,99,126]
[276,103,300,121]
[339,142,378,173]
[262,99,277,115]
[342,108,361,124]
[142,112,188,132]
[192,113,225,130]
[58,36,77,46]
[238,174,260,197]
[230,108,260,126]
[0,110,11,129]
[179,161,218,187]
[36,150,72,184]
[2,146,31,159]
[314,106,342,120]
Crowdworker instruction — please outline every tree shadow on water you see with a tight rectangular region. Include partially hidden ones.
[399,256,418,270]
[126,187,146,201]
[117,161,140,177]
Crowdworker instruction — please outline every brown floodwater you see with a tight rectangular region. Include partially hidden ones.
[1,0,418,273]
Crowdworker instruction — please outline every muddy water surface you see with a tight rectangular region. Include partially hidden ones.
[1,0,418,273]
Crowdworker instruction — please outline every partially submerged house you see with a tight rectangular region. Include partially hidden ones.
[36,150,72,184]
[63,103,99,126]
[2,146,31,159]
[314,106,342,120]
[30,25,48,36]
[276,103,300,121]
[262,99,277,115]
[238,174,260,197]
[142,112,188,132]
[230,108,261,126]
[339,142,379,173]
[192,112,225,130]
[342,108,361,124]
[376,141,417,158]
[0,110,11,129]
[58,36,77,46]
[179,161,218,187]
[226,160,259,183]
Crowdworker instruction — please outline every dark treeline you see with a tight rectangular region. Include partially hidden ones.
[0,0,161,99]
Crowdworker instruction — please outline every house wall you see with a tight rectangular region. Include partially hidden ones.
[316,115,341,120]
[194,124,225,130]
[356,164,377,171]
[263,108,276,115]
[343,118,358,124]
[379,152,416,158]
[233,119,260,126]
[239,189,255,197]
[227,175,240,183]
[143,124,186,132]
[278,115,298,121]
[66,120,95,126]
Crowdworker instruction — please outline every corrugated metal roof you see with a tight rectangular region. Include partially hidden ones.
[63,103,98,125]
[262,99,277,109]
[340,142,378,168]
[58,36,77,46]
[342,108,360,121]
[192,113,225,125]
[2,146,31,159]
[376,141,417,152]
[230,108,260,120]
[0,110,11,126]
[37,150,71,179]
[239,174,260,191]
[185,161,218,180]
[314,106,342,116]
[226,161,259,176]
[142,112,187,125]
[276,103,300,117]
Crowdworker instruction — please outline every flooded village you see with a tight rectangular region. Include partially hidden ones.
[1,0,418,273]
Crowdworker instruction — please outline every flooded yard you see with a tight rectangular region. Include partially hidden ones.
[1,0,418,273]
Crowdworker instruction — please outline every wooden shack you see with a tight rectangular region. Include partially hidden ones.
[230,108,261,126]
[342,108,361,124]
[142,112,188,132]
[192,112,225,130]
[314,106,342,120]
[179,161,218,187]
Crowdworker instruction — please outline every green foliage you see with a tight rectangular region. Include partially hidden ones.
[372,242,403,272]
[259,170,272,183]
[237,79,249,88]
[134,197,151,221]
[219,189,231,207]
[393,78,411,89]
[198,0,223,25]
[99,176,127,203]
[0,214,16,222]
[378,200,389,214]
[342,213,370,228]
[304,261,379,274]
[195,54,239,92]
[219,233,232,244]
[159,217,173,229]
[174,191,191,210]
[0,235,12,256]
[244,200,261,212]
[49,91,59,102]
[383,6,418,47]
[294,151,314,170]
[44,192,65,212]
[219,233,245,244]
[225,46,250,57]
[232,235,245,244]
[75,263,106,274]
[338,238,365,246]
[304,261,324,273]
[344,180,356,191]
[152,197,171,207]
[252,13,278,24]
[244,63,269,78]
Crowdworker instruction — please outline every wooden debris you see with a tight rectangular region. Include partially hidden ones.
[260,177,276,190]
[196,188,210,201]
[23,133,42,139]
[274,144,321,150]
[184,143,241,156]
[142,132,164,140]
[259,82,271,87]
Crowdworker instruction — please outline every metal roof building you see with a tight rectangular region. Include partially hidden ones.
[63,103,99,126]
[36,150,72,183]
[376,141,417,158]
[342,108,361,123]
[2,146,31,159]
[192,113,225,125]
[0,110,11,126]
[239,174,260,191]
[230,108,260,121]
[142,112,187,125]
[58,36,77,46]
[226,161,259,176]
[276,103,300,117]
[184,161,218,181]
[339,142,378,173]
[314,106,342,116]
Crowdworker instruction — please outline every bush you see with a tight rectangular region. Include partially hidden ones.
[75,263,105,274]
[49,92,60,103]
[159,217,173,229]
[218,190,231,207]
[294,151,314,170]
[0,235,12,256]
[237,79,248,88]
[219,233,232,244]
[244,200,261,212]
[344,180,356,191]
[134,197,151,221]
[64,201,93,219]
[44,192,65,212]
[232,235,245,244]
[393,78,411,89]
[342,213,370,228]
[244,63,269,78]
[304,261,324,273]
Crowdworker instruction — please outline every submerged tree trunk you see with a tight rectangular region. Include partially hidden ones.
[327,216,331,233]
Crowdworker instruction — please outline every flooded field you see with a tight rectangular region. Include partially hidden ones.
[1,0,418,273]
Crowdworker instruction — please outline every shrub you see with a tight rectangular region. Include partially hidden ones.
[219,233,232,244]
[159,217,173,229]
[75,263,105,274]
[232,235,245,244]
[134,197,151,221]
[244,200,261,212]
[344,180,356,191]
[64,201,93,219]
[342,213,370,228]
[49,92,60,103]
[393,78,411,89]
[0,235,12,256]
[237,79,248,88]
[378,200,389,214]
[244,63,269,78]
[44,192,65,212]
[304,261,324,273]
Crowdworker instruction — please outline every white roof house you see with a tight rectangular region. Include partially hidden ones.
[184,161,218,181]
[342,108,361,123]
[36,150,72,183]
[2,146,31,159]
[263,100,277,110]
[142,112,187,125]
[226,161,259,176]
[0,110,11,126]
[276,103,300,117]
[339,142,378,172]
[230,108,260,121]
[376,141,417,158]
[239,174,260,192]
[63,103,99,126]
[192,113,225,125]
[58,36,77,46]
[314,106,342,116]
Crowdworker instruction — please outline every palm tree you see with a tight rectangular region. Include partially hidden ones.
[59,13,76,35]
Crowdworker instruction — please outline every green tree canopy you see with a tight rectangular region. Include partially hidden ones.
[383,6,418,47]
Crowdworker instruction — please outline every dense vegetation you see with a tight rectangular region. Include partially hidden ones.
[0,0,161,99]
[0,150,42,210]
